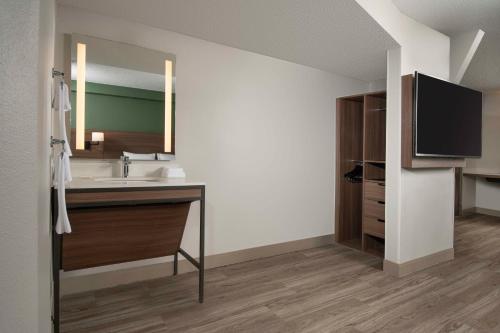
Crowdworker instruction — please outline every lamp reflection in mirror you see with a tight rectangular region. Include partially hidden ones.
[91,132,104,143]
[85,131,104,150]
[75,42,86,150]
[164,59,173,153]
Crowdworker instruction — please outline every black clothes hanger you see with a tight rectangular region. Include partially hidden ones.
[344,164,363,183]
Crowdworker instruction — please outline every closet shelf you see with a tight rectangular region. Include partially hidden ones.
[365,160,385,164]
[346,160,386,164]
[364,230,385,240]
[364,179,385,183]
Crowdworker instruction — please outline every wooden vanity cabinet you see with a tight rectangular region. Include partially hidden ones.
[61,186,203,270]
[51,184,206,333]
[62,202,191,270]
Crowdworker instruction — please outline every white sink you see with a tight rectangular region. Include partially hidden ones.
[68,177,203,189]
[94,177,160,183]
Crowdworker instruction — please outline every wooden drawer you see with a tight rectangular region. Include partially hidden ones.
[363,216,385,239]
[63,203,191,271]
[65,188,202,208]
[363,199,385,220]
[364,180,385,201]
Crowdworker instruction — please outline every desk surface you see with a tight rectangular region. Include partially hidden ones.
[463,169,500,179]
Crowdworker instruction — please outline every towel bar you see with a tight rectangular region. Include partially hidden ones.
[52,68,64,78]
[50,136,65,147]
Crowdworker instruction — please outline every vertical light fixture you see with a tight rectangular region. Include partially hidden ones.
[76,42,86,150]
[164,59,173,152]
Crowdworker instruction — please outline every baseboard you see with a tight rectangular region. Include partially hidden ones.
[61,234,334,295]
[472,207,500,217]
[461,207,476,216]
[383,248,454,277]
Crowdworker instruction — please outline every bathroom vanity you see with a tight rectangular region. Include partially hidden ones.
[51,178,205,333]
[50,33,199,332]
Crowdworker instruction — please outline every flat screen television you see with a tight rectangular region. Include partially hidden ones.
[414,72,482,158]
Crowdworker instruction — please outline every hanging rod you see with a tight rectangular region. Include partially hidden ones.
[52,68,64,78]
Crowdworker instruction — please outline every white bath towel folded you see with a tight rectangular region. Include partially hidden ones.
[157,153,175,161]
[161,167,186,178]
[123,151,156,160]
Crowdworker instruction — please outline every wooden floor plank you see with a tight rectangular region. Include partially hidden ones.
[61,214,500,332]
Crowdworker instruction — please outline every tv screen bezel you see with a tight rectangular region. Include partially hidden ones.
[413,71,482,158]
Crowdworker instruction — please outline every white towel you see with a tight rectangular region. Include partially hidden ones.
[54,82,72,234]
[162,167,186,178]
[156,153,175,161]
[55,152,72,234]
[53,82,72,156]
[123,151,156,160]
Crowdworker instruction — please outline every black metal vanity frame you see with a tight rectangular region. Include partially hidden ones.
[51,185,205,333]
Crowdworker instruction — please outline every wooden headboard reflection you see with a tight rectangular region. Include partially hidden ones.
[70,129,164,159]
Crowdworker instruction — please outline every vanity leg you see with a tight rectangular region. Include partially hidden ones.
[52,231,61,333]
[199,187,205,303]
[51,189,61,333]
[173,252,178,275]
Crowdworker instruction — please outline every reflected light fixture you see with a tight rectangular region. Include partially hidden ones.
[85,131,104,150]
[91,132,104,143]
[164,59,173,152]
[76,42,86,150]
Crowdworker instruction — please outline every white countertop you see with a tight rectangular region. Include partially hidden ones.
[66,177,205,189]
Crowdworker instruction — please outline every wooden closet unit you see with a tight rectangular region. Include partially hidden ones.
[335,91,386,258]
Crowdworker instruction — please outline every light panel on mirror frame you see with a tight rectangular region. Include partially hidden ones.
[164,59,173,153]
[75,42,86,150]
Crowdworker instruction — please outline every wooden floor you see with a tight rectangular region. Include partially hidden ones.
[61,214,500,332]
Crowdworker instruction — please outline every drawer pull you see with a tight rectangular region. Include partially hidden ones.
[377,218,385,223]
[377,182,385,187]
[377,201,385,205]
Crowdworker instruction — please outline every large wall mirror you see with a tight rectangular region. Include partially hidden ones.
[68,34,175,159]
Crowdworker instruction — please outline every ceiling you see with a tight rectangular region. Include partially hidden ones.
[57,0,398,82]
[394,0,500,91]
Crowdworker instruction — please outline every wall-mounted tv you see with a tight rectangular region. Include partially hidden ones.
[414,72,482,158]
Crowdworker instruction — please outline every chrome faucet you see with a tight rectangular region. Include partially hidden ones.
[121,156,131,178]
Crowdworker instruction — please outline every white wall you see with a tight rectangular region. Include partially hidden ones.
[467,91,500,171]
[384,47,402,262]
[0,0,54,332]
[357,0,454,264]
[55,6,368,277]
[475,179,500,211]
[37,0,56,331]
[450,30,485,84]
[464,90,500,211]
[368,78,387,92]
